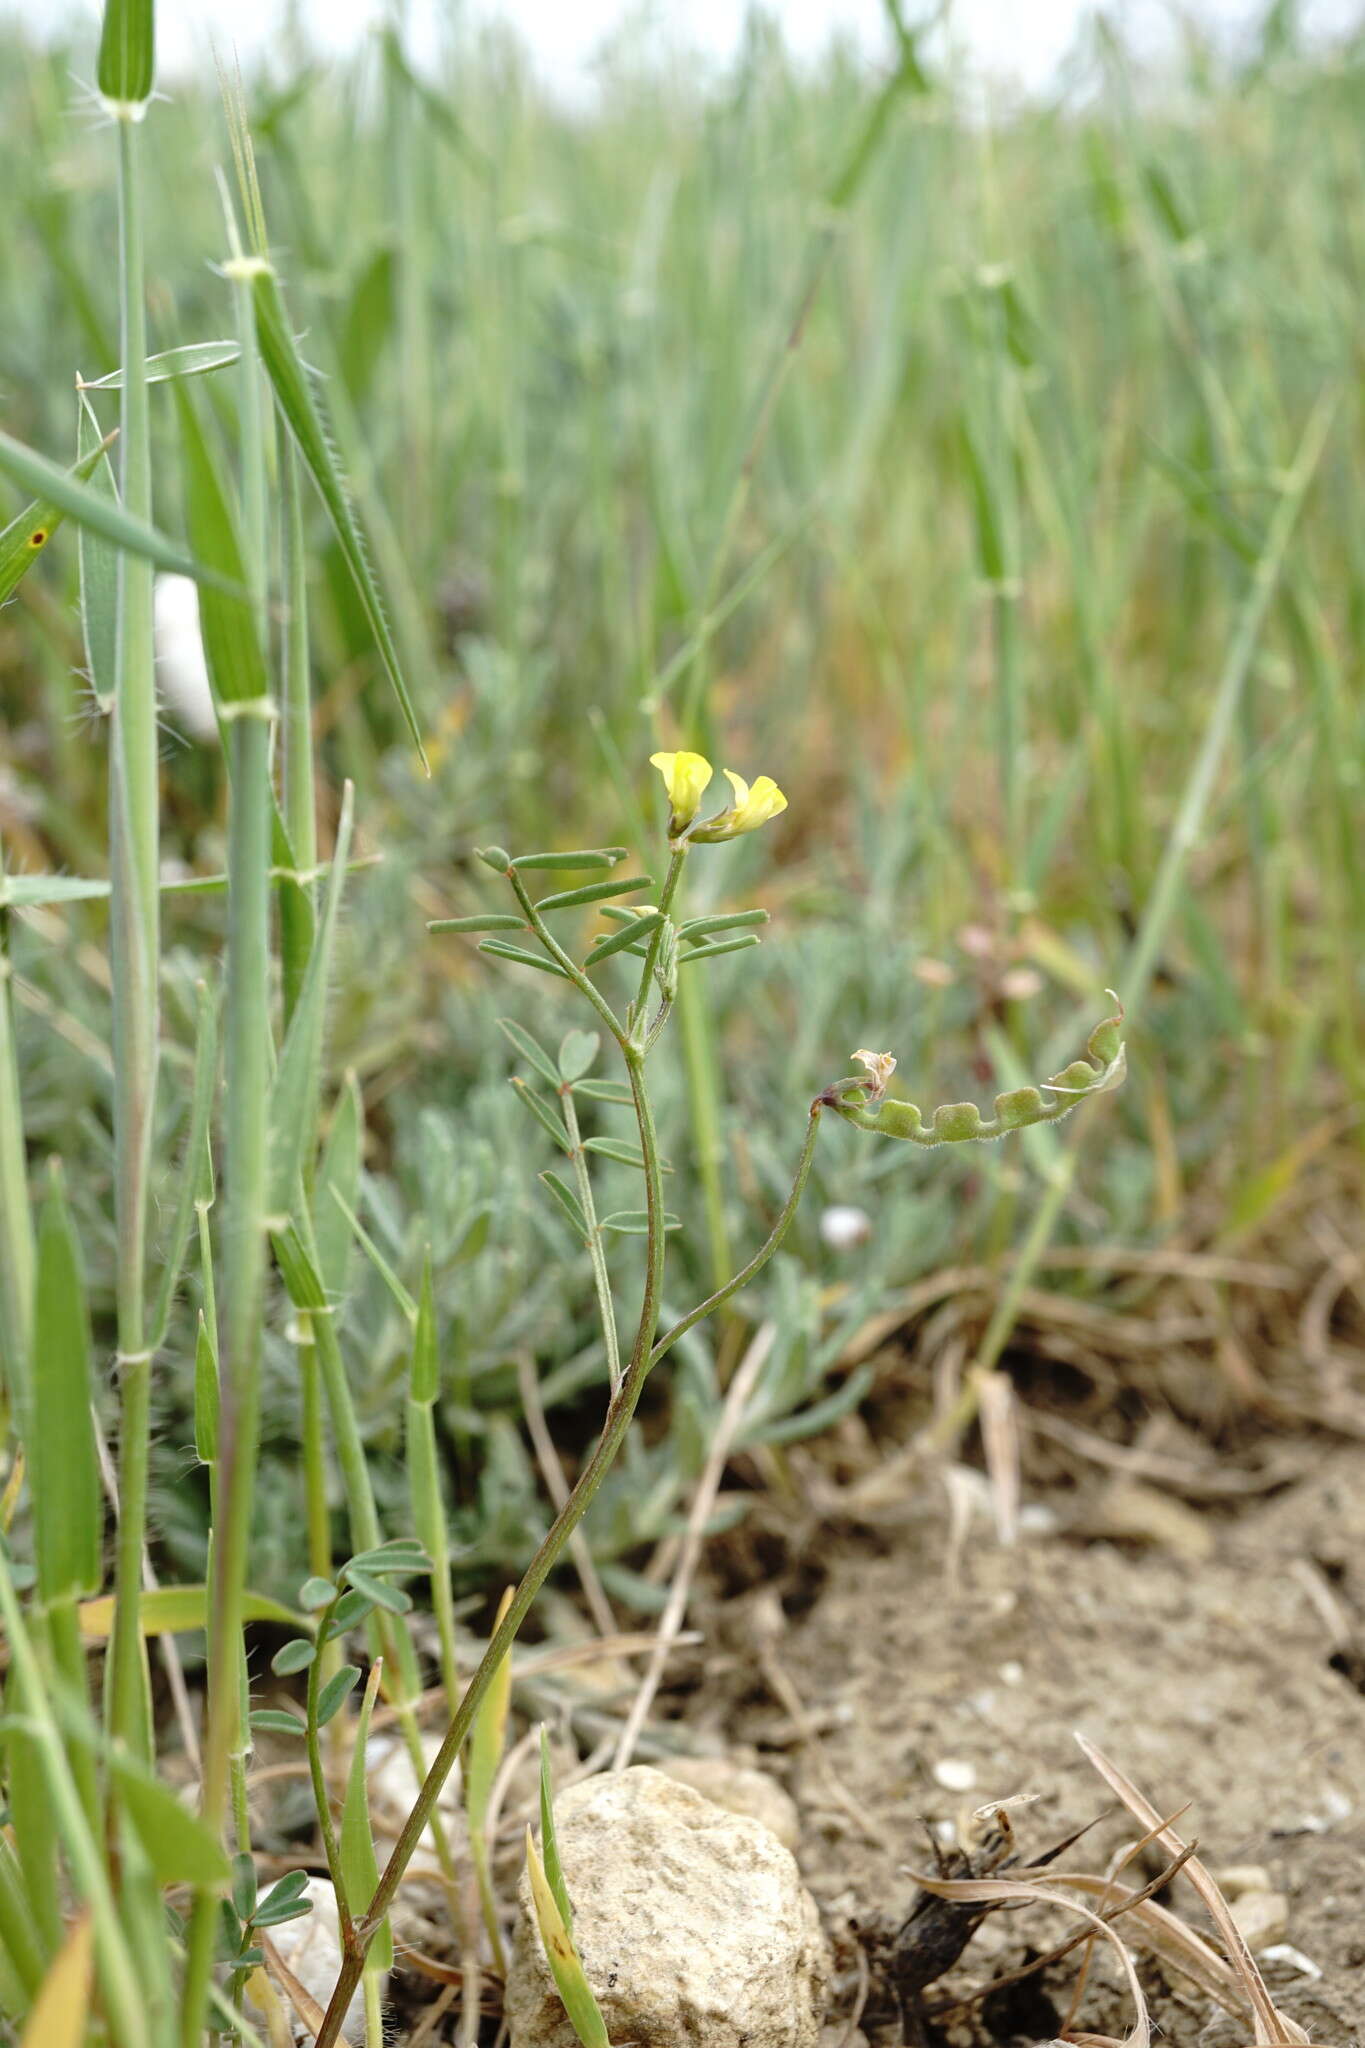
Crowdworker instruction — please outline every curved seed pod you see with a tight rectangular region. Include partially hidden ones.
[829,998,1125,1149]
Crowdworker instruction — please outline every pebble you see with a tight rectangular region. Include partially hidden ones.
[932,1758,977,1792]
[1230,1891,1289,1950]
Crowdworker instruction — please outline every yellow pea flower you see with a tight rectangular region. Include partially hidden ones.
[690,768,788,842]
[649,750,713,831]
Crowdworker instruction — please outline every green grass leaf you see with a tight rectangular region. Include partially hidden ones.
[110,1754,231,1889]
[78,1586,303,1640]
[78,340,241,392]
[0,433,114,603]
[0,426,210,587]
[339,1661,392,1973]
[408,1255,439,1404]
[250,266,427,768]
[538,1729,572,1930]
[97,0,154,105]
[176,383,268,707]
[465,1586,514,1835]
[19,1911,94,2048]
[30,1164,100,1604]
[313,1074,363,1305]
[75,399,120,710]
[525,1828,610,2048]
[267,784,355,1214]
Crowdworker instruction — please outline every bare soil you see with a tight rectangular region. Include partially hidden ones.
[684,1428,1365,2046]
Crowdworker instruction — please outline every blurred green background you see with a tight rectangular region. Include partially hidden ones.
[1,6,1360,1605]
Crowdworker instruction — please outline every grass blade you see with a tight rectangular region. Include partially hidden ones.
[525,1828,609,2048]
[176,384,269,707]
[97,0,154,107]
[250,266,427,767]
[29,1164,100,1604]
[0,427,210,587]
[267,784,355,1213]
[0,435,115,603]
[19,1912,93,2048]
[339,1661,392,1973]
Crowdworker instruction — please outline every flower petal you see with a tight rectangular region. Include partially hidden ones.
[650,750,713,827]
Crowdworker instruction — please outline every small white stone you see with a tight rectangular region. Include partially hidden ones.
[1019,1502,1060,1536]
[1230,1891,1289,1950]
[364,1730,466,1881]
[932,1759,977,1792]
[250,1877,378,2043]
[999,1661,1024,1685]
[819,1205,873,1251]
[1259,1944,1321,1980]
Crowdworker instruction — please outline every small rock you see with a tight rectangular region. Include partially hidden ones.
[1231,1892,1290,1951]
[819,1205,873,1251]
[658,1757,801,1851]
[364,1730,466,1880]
[250,1877,378,2043]
[933,1759,977,1792]
[1259,1944,1321,1980]
[1212,1865,1273,1900]
[506,1766,828,2048]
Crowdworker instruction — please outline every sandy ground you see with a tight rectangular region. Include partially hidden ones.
[684,1438,1365,2044]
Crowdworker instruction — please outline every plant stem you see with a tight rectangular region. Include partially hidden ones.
[106,101,160,1761]
[306,1594,354,1942]
[647,1102,823,1365]
[311,1099,824,2048]
[181,699,274,2048]
[633,847,686,1029]
[0,877,34,1419]
[561,1085,621,1394]
[506,870,626,1047]
[939,391,1336,1445]
[0,1551,145,2048]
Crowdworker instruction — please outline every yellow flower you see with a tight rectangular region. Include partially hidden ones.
[690,769,788,842]
[649,750,713,831]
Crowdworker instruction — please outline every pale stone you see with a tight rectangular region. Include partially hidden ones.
[658,1756,802,1851]
[1211,1865,1273,1900]
[364,1729,466,1881]
[932,1758,977,1792]
[1230,1891,1290,1951]
[506,1765,828,2048]
[251,1877,378,2043]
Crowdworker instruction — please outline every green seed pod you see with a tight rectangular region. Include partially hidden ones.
[872,1100,924,1140]
[1048,1059,1100,1094]
[994,1087,1045,1129]
[932,1102,983,1141]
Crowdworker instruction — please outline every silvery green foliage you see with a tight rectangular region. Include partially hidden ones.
[827,1001,1126,1147]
